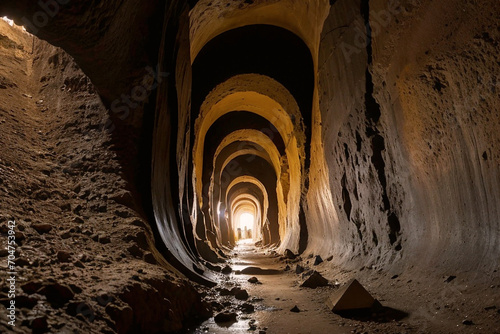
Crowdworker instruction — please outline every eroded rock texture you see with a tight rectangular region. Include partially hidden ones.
[0,0,499,332]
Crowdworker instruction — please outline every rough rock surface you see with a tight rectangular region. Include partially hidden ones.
[0,0,498,333]
[0,21,209,333]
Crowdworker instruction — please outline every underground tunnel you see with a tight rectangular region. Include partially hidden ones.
[0,0,499,333]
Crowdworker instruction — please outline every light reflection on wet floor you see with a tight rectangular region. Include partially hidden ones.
[189,240,278,333]
[187,318,253,334]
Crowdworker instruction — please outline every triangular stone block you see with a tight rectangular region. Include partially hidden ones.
[300,271,329,288]
[327,279,375,312]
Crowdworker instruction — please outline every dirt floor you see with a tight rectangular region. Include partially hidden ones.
[191,240,500,334]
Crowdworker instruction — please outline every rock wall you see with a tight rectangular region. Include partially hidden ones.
[0,19,209,333]
[311,0,500,279]
[0,1,498,323]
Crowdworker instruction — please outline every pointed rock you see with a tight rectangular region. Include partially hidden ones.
[313,255,323,265]
[300,271,329,288]
[327,279,375,313]
[284,249,296,259]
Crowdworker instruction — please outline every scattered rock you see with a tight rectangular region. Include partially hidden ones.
[218,288,232,296]
[59,230,72,239]
[232,287,249,300]
[221,265,232,274]
[79,254,92,262]
[301,271,329,288]
[74,260,85,268]
[57,250,72,263]
[128,245,143,258]
[15,231,25,242]
[284,264,290,271]
[39,283,75,308]
[59,202,71,212]
[295,265,305,274]
[241,302,255,313]
[21,281,43,294]
[16,295,38,308]
[313,255,323,265]
[143,252,157,264]
[214,312,237,323]
[66,301,95,322]
[445,275,456,283]
[32,223,52,234]
[239,266,281,275]
[106,304,133,333]
[248,277,259,284]
[462,319,473,325]
[110,191,134,207]
[98,235,111,244]
[326,255,334,261]
[290,305,300,313]
[284,249,296,259]
[115,209,132,218]
[18,257,31,266]
[29,316,48,333]
[391,274,399,279]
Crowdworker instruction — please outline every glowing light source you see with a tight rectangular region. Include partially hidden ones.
[239,213,254,231]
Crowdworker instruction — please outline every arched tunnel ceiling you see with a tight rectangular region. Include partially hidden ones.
[214,131,282,179]
[201,111,286,200]
[208,130,286,229]
[189,16,317,255]
[227,177,269,213]
[189,0,330,62]
[194,91,300,204]
[191,26,314,130]
[218,176,271,245]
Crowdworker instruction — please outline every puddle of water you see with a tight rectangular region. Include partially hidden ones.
[186,317,254,334]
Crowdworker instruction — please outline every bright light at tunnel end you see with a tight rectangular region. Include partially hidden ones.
[239,212,254,231]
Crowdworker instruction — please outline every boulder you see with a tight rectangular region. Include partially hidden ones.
[214,312,237,323]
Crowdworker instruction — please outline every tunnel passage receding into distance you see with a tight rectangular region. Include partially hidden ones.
[148,1,324,282]
[188,23,315,257]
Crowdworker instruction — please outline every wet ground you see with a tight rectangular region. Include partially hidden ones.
[190,240,349,334]
[188,239,500,334]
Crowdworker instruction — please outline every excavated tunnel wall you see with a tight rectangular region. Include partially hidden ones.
[1,0,498,285]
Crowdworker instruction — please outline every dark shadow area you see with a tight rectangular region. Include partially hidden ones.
[236,266,282,275]
[335,301,409,323]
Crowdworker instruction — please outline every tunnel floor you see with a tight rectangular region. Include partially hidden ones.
[191,242,410,334]
[187,241,500,333]
[190,240,346,333]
